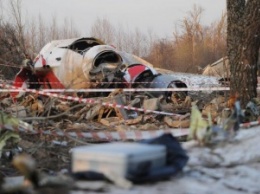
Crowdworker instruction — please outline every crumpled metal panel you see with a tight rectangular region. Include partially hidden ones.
[148,74,185,97]
[149,74,182,89]
[82,45,121,82]
[118,51,154,67]
[163,73,221,88]
[148,73,221,98]
[52,50,88,89]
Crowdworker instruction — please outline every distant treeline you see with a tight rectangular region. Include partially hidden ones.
[0,1,226,73]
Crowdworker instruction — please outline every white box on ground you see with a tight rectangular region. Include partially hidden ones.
[72,142,166,177]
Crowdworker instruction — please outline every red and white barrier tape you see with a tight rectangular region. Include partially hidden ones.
[3,117,260,141]
[3,84,260,92]
[0,83,181,116]
[0,110,189,141]
[0,87,230,92]
[14,126,190,141]
[239,120,260,128]
[56,120,260,140]
[4,80,228,86]
[1,119,189,140]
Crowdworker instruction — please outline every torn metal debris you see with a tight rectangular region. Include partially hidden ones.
[11,37,223,101]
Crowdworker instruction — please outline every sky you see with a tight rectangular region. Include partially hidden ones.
[2,0,226,38]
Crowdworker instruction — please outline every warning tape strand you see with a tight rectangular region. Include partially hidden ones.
[3,80,227,85]
[1,120,189,140]
[0,83,180,116]
[2,118,260,141]
[0,87,230,92]
[2,82,260,141]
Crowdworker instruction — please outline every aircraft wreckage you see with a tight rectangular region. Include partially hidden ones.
[12,37,222,99]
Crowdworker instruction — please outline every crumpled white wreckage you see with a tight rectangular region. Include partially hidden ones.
[12,37,222,99]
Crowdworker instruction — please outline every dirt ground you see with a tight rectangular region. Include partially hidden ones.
[1,124,260,194]
[70,126,260,194]
[0,78,259,193]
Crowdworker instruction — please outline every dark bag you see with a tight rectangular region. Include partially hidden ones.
[127,133,189,183]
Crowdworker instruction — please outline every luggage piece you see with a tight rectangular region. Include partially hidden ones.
[71,142,166,178]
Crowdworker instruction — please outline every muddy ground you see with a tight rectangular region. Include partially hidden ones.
[1,124,260,194]
[1,79,260,193]
[69,126,260,194]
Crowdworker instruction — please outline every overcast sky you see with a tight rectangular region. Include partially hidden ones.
[2,0,226,38]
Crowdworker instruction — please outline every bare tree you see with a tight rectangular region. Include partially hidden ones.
[36,14,48,52]
[215,13,227,55]
[90,18,153,58]
[26,18,38,57]
[0,0,27,65]
[0,23,24,65]
[227,0,260,106]
[0,0,3,23]
[49,14,60,40]
[61,17,80,39]
[147,38,175,69]
[90,17,115,44]
[144,4,228,73]
[169,4,205,72]
[182,5,204,67]
[8,0,26,56]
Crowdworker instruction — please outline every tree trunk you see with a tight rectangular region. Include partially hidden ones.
[227,0,260,107]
